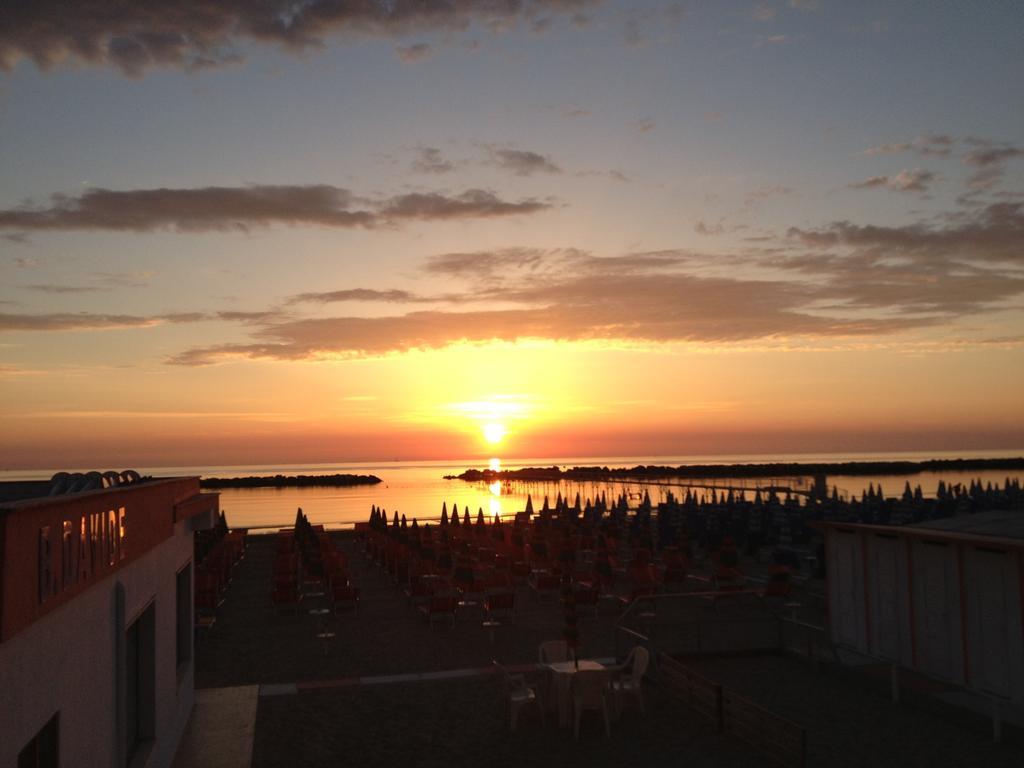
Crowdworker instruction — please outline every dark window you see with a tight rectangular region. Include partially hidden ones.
[18,712,58,768]
[125,604,155,764]
[176,563,192,668]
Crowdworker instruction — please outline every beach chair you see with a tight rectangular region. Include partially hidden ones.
[493,661,545,732]
[419,594,457,628]
[272,586,301,615]
[484,589,516,623]
[530,571,561,601]
[331,583,360,615]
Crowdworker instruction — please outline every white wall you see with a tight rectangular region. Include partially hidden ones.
[0,518,196,768]
[964,547,1024,703]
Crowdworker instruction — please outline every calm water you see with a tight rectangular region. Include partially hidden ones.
[4,449,1022,531]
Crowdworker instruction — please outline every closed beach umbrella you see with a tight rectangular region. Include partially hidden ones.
[463,509,470,526]
[451,505,460,526]
[441,504,449,526]
[525,494,534,515]
[476,508,484,526]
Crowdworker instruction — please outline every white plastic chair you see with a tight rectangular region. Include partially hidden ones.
[493,661,544,732]
[609,646,649,718]
[571,668,611,739]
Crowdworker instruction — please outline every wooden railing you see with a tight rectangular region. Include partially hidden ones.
[659,653,722,728]
[722,689,806,768]
[659,652,807,768]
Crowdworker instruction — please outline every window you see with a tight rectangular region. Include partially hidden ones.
[17,712,58,768]
[176,563,192,669]
[125,604,155,764]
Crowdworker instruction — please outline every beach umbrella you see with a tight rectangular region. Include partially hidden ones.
[476,508,484,526]
[463,509,471,526]
[525,494,534,515]
[541,496,550,514]
[441,505,449,526]
[451,505,460,526]
[411,517,419,529]
[401,514,407,529]
[294,507,303,528]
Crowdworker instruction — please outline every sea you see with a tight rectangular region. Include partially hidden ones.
[3,449,1022,532]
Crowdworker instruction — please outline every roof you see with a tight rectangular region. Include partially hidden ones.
[906,510,1024,541]
[817,510,1024,550]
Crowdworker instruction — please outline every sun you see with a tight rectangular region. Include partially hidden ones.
[482,422,507,445]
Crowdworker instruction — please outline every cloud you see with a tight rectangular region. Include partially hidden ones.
[788,202,1023,264]
[744,184,793,209]
[487,147,561,176]
[752,4,778,22]
[288,289,428,304]
[0,1,598,77]
[410,147,454,174]
[23,284,101,294]
[395,43,431,62]
[862,133,955,157]
[849,168,937,194]
[0,312,206,333]
[634,118,656,133]
[170,240,1003,365]
[963,143,1023,190]
[0,184,552,234]
[694,219,725,236]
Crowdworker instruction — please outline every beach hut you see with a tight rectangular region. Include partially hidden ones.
[820,512,1024,706]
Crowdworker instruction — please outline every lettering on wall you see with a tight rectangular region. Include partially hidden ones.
[40,506,130,604]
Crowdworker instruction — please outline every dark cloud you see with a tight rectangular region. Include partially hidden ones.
[488,147,561,176]
[0,184,551,234]
[787,202,1024,265]
[0,312,205,333]
[410,147,454,174]
[378,189,551,220]
[288,289,427,304]
[0,1,597,77]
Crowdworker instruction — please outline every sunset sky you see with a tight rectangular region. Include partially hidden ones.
[1,1,1022,468]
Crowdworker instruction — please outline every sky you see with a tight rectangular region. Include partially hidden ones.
[0,1,1022,469]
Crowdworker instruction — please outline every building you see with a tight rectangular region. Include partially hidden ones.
[0,473,219,768]
[820,511,1024,709]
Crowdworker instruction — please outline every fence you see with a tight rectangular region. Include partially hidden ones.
[659,652,807,768]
